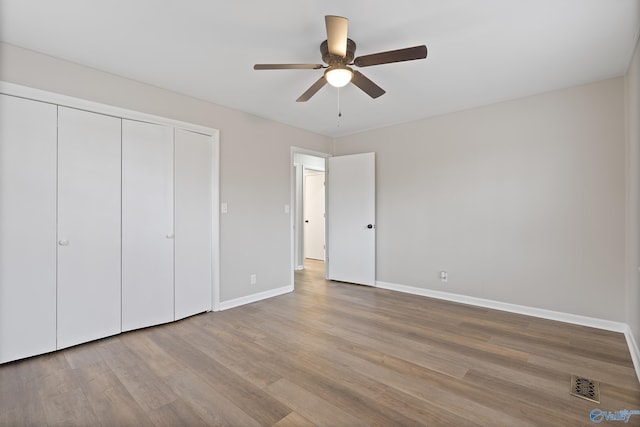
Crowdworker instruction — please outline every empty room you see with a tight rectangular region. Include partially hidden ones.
[1,1,639,425]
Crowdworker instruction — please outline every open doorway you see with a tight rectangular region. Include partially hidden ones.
[292,149,329,284]
[290,148,377,289]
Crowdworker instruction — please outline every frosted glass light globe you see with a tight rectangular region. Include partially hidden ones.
[325,66,353,88]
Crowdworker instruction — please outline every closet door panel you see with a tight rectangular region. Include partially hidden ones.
[122,120,174,331]
[174,129,212,319]
[0,95,57,363]
[57,107,121,349]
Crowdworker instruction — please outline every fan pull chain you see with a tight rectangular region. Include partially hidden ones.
[337,87,342,127]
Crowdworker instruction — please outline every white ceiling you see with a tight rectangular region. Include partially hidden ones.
[1,0,639,137]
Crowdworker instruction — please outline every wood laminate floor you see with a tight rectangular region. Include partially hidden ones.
[1,259,639,426]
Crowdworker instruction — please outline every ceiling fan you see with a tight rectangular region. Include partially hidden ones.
[254,15,428,102]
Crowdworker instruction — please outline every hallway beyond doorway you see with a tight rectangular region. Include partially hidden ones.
[295,259,325,289]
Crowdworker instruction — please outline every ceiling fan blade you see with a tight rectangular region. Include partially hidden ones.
[354,45,427,67]
[296,76,328,102]
[351,71,385,99]
[325,15,348,57]
[254,64,324,70]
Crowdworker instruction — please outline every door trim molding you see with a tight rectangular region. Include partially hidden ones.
[0,81,217,136]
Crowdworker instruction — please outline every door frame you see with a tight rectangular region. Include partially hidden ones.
[290,147,331,286]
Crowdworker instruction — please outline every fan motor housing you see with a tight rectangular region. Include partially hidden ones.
[321,38,356,65]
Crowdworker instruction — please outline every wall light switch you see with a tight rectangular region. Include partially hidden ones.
[284,204,290,214]
[221,202,228,214]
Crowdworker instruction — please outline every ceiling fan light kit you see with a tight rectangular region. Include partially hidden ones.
[254,15,427,102]
[325,65,353,87]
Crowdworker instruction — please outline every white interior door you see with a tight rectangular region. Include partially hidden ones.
[57,107,122,349]
[122,120,174,331]
[304,171,325,260]
[0,95,57,363]
[327,152,376,286]
[174,128,212,320]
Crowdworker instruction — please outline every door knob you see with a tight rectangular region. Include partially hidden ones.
[305,220,309,223]
[166,234,174,239]
[58,239,69,246]
[367,224,375,229]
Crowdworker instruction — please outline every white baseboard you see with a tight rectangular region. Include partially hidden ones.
[376,281,627,332]
[376,280,639,381]
[216,285,294,311]
[624,325,640,382]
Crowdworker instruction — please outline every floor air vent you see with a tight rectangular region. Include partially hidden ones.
[570,375,600,403]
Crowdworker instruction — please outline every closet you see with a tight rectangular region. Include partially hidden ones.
[0,87,218,364]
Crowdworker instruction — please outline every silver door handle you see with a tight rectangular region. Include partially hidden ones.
[166,234,174,239]
[58,239,69,246]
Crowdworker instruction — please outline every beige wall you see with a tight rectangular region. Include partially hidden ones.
[334,78,627,321]
[0,42,332,303]
[626,39,640,347]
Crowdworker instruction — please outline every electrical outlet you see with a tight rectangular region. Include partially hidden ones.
[440,271,448,282]
[250,274,256,285]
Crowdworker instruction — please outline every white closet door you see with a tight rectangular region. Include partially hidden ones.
[57,107,121,349]
[174,129,212,319]
[0,95,57,363]
[122,120,174,331]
